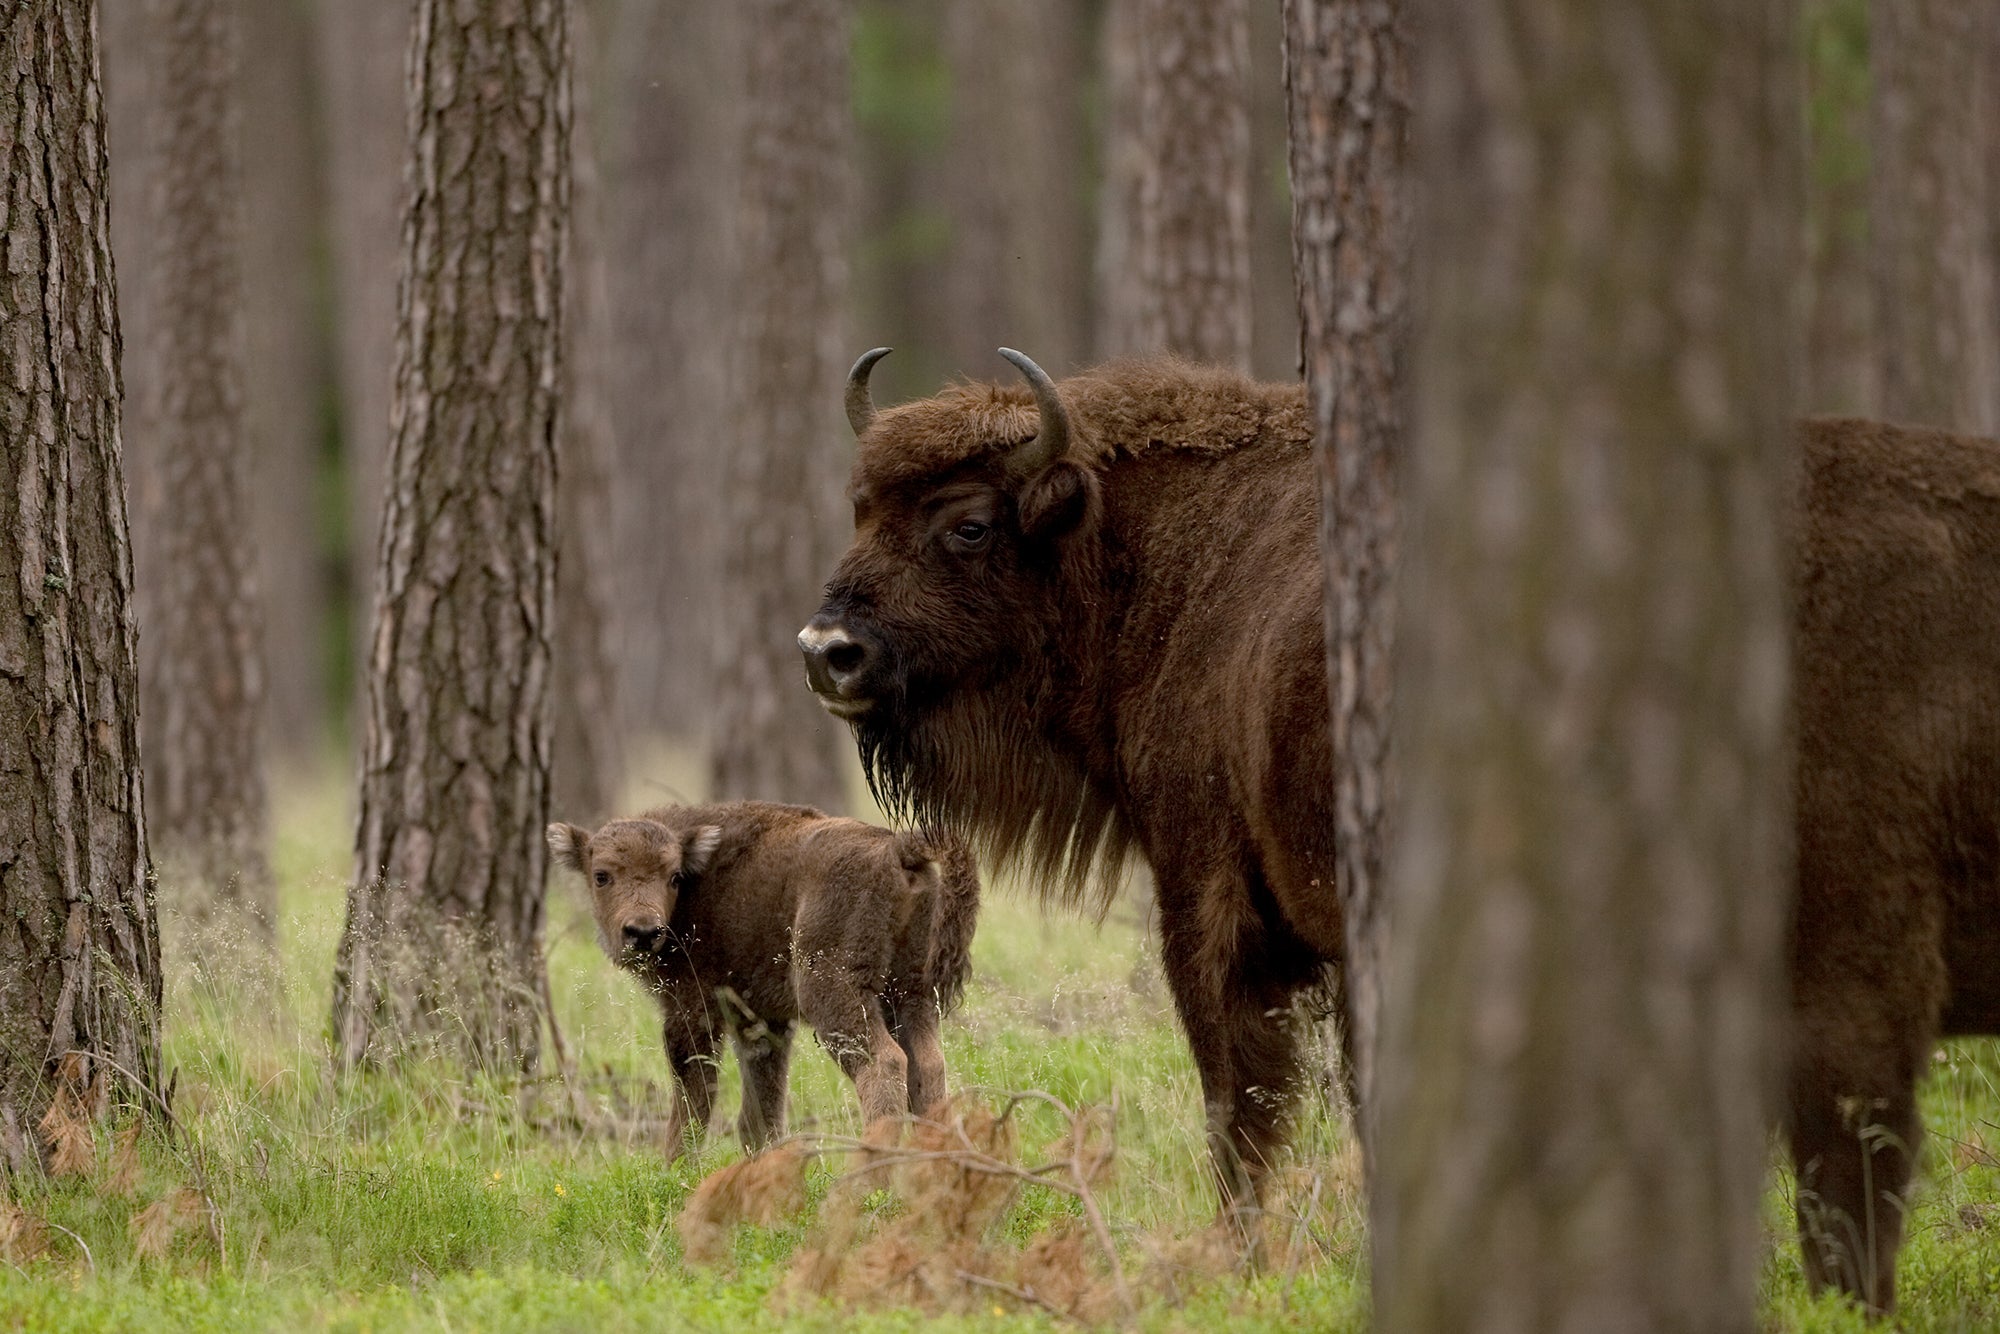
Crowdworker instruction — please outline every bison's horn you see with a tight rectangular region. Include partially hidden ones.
[846,347,893,436]
[997,348,1070,476]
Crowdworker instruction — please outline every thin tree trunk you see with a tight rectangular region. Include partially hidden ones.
[601,0,742,753]
[940,0,1090,379]
[707,0,853,813]
[1281,0,1411,1163]
[1801,0,1874,416]
[333,0,570,1073]
[137,0,272,935]
[552,0,622,823]
[317,0,406,739]
[0,0,165,1153]
[1134,0,1252,369]
[240,0,333,772]
[1376,1,1796,1327]
[1248,0,1298,381]
[1870,0,2000,433]
[1094,0,1147,361]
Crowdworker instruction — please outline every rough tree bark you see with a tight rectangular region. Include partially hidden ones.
[601,0,742,751]
[332,0,569,1073]
[1870,0,2000,434]
[136,0,272,931]
[240,0,332,771]
[706,0,853,814]
[551,0,621,823]
[1133,0,1252,369]
[0,0,165,1151]
[1248,0,1299,381]
[318,0,407,727]
[940,0,1090,379]
[1281,0,1411,1159]
[1375,1,1796,1328]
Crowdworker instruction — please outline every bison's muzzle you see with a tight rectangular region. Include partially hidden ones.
[798,615,879,719]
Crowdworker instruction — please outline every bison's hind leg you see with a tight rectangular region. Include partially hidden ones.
[889,996,949,1117]
[1788,1039,1925,1314]
[733,1020,794,1152]
[1156,894,1313,1222]
[798,962,910,1127]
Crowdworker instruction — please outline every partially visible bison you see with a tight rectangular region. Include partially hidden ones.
[547,802,980,1156]
[800,349,2000,1312]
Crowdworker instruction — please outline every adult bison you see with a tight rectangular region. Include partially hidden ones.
[800,349,2000,1311]
[801,349,1337,1212]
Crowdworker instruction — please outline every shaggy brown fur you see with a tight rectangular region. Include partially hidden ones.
[547,803,980,1156]
[805,356,1335,1211]
[806,354,2000,1312]
[1790,416,2000,1311]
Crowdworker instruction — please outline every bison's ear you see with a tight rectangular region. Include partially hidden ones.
[547,822,591,873]
[1016,459,1099,543]
[682,825,723,877]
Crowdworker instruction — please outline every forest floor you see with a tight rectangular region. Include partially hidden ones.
[0,759,1997,1332]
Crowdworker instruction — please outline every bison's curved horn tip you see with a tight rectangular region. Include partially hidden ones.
[845,347,893,437]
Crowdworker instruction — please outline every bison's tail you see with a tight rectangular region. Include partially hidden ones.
[895,826,981,1016]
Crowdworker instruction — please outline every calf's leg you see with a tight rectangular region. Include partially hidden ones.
[662,1015,721,1162]
[733,1021,794,1152]
[798,960,909,1126]
[889,997,949,1117]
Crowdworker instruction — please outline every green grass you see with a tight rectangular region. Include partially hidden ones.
[0,762,1995,1331]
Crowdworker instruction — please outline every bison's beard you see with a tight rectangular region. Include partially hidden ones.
[851,678,1133,913]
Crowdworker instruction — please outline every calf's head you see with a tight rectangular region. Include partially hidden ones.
[800,349,1101,804]
[546,818,722,963]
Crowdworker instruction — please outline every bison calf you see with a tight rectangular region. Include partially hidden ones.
[547,802,979,1157]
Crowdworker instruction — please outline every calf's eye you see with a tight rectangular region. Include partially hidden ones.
[592,870,610,887]
[948,519,991,550]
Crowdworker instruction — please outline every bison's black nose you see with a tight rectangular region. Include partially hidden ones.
[622,923,665,953]
[798,616,876,716]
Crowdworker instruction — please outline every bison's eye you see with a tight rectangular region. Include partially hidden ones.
[592,869,611,888]
[947,519,991,552]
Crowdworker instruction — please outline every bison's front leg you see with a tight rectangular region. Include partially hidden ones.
[1155,875,1312,1223]
[661,1012,721,1162]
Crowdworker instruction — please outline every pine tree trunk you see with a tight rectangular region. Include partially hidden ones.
[1248,0,1300,381]
[240,0,333,772]
[136,0,272,935]
[940,0,1090,379]
[1133,0,1252,369]
[332,0,569,1073]
[1871,0,2000,433]
[317,0,406,735]
[1281,0,1411,1161]
[1094,0,1146,361]
[1801,0,1875,416]
[601,0,742,752]
[552,0,622,823]
[1375,1,1796,1327]
[707,0,853,814]
[0,0,165,1155]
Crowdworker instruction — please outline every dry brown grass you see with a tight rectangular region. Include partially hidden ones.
[38,1052,99,1178]
[129,1187,210,1262]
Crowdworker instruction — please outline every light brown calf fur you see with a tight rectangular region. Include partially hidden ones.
[547,802,979,1157]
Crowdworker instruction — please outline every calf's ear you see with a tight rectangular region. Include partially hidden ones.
[682,825,723,877]
[1017,460,1099,543]
[547,822,590,872]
